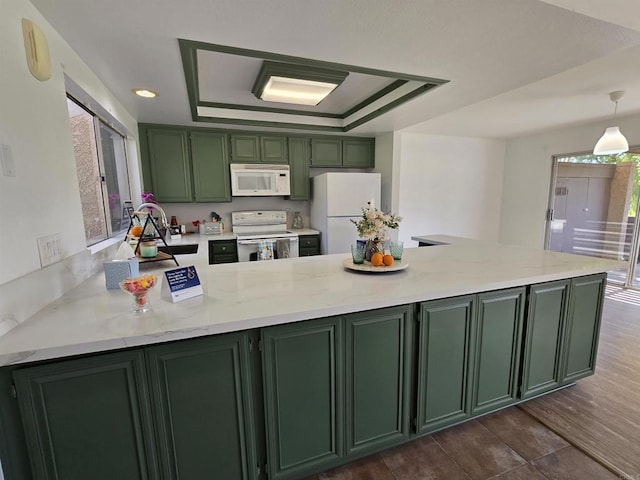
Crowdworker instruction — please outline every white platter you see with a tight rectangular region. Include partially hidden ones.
[342,258,409,273]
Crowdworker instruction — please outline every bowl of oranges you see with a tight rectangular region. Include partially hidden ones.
[343,251,408,273]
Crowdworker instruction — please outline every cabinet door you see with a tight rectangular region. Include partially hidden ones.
[146,333,258,480]
[147,128,192,202]
[311,139,342,167]
[417,296,474,434]
[345,306,412,456]
[230,135,261,163]
[191,131,231,202]
[261,136,288,163]
[13,351,157,480]
[262,317,343,480]
[342,139,374,168]
[471,288,525,415]
[562,273,606,383]
[288,137,310,200]
[521,280,570,399]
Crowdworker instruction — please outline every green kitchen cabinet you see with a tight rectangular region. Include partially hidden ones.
[13,350,158,480]
[140,125,232,203]
[262,317,344,480]
[288,137,310,200]
[342,138,374,168]
[520,280,570,399]
[261,306,413,479]
[208,239,238,264]
[230,134,287,163]
[298,234,321,256]
[471,288,525,416]
[561,273,606,383]
[145,127,192,202]
[345,306,413,456]
[416,296,475,434]
[145,333,258,480]
[311,138,342,167]
[190,131,231,202]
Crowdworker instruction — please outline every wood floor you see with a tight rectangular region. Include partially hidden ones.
[307,285,640,480]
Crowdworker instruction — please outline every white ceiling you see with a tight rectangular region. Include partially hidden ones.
[29,0,640,137]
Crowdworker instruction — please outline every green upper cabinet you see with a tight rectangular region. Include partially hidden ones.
[262,317,344,480]
[146,127,192,202]
[190,131,231,202]
[561,273,606,383]
[230,135,261,163]
[471,288,525,416]
[288,137,310,200]
[417,296,474,434]
[344,306,412,457]
[311,137,375,168]
[140,125,232,203]
[343,139,374,168]
[311,139,342,167]
[230,134,287,163]
[13,350,158,480]
[261,136,288,163]
[145,333,258,480]
[521,280,570,399]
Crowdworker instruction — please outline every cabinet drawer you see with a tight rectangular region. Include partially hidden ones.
[210,241,237,254]
[211,254,237,264]
[299,248,319,257]
[299,235,319,250]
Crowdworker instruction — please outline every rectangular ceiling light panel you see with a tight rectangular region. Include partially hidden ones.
[261,76,338,105]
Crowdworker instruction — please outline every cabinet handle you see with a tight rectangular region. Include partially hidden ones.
[222,246,226,251]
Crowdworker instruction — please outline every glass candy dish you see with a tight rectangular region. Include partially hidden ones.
[120,274,156,314]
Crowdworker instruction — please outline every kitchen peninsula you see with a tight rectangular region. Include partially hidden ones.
[0,236,624,480]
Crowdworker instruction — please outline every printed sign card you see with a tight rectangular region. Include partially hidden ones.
[161,265,203,302]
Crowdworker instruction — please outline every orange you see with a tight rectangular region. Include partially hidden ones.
[130,225,143,237]
[383,254,394,266]
[371,252,384,266]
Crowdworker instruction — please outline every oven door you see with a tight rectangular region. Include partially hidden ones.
[237,237,299,262]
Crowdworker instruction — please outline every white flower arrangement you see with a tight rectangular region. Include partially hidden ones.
[351,203,402,242]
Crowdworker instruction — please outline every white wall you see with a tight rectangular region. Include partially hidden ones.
[500,113,640,248]
[396,133,507,246]
[0,0,140,341]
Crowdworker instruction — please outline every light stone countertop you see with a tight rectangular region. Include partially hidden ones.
[0,235,625,367]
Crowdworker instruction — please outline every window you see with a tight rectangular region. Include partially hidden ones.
[66,96,131,245]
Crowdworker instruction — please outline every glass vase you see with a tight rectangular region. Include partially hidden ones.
[364,239,384,262]
[131,291,151,314]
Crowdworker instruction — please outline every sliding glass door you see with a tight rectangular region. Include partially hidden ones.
[545,152,640,288]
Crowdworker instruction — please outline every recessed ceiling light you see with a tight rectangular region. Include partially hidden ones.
[253,61,348,106]
[132,88,158,98]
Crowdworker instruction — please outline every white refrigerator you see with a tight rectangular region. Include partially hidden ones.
[310,172,381,254]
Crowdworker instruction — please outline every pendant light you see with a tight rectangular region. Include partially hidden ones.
[593,90,629,155]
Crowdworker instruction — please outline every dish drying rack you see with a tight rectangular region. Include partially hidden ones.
[124,203,179,266]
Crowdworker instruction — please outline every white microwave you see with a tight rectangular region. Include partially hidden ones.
[230,164,291,196]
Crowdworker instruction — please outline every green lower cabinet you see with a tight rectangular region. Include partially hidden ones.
[471,288,525,415]
[521,280,570,399]
[562,273,606,383]
[262,317,344,480]
[345,306,412,456]
[145,333,258,480]
[13,350,158,480]
[416,296,474,434]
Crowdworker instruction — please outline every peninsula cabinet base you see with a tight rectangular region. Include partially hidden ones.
[0,273,606,480]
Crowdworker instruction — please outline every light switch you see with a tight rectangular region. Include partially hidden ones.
[0,144,16,177]
[37,233,64,267]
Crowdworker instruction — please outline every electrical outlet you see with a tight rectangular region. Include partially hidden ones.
[37,233,64,267]
[0,144,16,177]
